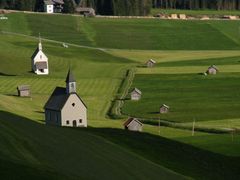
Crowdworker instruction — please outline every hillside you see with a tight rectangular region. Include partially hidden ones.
[1,13,240,50]
[1,12,240,179]
[0,111,185,179]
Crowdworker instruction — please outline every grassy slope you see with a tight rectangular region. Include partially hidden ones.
[0,34,134,123]
[0,111,184,180]
[122,73,240,122]
[1,13,240,50]
[1,12,240,179]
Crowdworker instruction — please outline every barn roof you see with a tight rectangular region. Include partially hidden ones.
[17,85,30,91]
[132,88,142,95]
[161,104,170,109]
[36,61,48,69]
[65,69,76,83]
[44,87,87,111]
[124,117,143,127]
[148,59,156,64]
[208,65,218,71]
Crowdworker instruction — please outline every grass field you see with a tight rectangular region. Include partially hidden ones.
[1,13,240,50]
[122,73,240,122]
[0,111,186,180]
[1,12,240,179]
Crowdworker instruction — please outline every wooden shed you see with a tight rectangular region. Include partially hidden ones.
[17,85,30,97]
[160,104,170,114]
[146,59,156,68]
[131,88,142,101]
[206,65,218,75]
[124,117,143,132]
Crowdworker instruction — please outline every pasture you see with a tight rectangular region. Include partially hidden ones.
[1,13,240,50]
[0,12,240,179]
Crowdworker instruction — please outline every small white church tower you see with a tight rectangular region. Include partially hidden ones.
[31,35,49,75]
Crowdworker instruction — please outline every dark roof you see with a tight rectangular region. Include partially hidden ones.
[44,0,54,5]
[44,87,68,111]
[31,47,40,59]
[17,85,30,91]
[36,61,47,69]
[65,69,76,83]
[124,117,142,127]
[52,0,64,4]
[44,87,87,111]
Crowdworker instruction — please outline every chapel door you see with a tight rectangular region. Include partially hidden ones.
[73,120,77,127]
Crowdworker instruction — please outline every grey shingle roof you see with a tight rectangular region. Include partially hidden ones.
[36,61,47,69]
[65,69,76,83]
[44,87,68,111]
[44,0,54,5]
[44,87,87,111]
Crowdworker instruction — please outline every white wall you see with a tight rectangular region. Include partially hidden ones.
[32,51,49,75]
[45,5,54,14]
[61,94,87,127]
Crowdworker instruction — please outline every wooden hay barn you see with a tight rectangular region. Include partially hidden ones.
[206,65,218,75]
[17,85,30,97]
[124,117,143,132]
[146,59,156,68]
[131,88,142,101]
[160,104,170,114]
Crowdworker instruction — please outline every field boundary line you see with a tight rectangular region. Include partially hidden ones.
[108,68,136,119]
[1,31,106,52]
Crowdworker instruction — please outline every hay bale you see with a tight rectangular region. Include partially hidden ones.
[200,16,210,20]
[170,14,178,19]
[178,14,186,19]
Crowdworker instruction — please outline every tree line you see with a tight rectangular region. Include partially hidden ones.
[1,0,240,16]
[152,0,240,10]
[0,0,152,16]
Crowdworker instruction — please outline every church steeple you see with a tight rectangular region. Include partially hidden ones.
[38,33,42,51]
[66,69,76,94]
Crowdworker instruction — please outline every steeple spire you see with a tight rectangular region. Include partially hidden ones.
[38,32,42,51]
[66,69,76,94]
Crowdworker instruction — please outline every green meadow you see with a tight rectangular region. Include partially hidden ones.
[0,12,240,179]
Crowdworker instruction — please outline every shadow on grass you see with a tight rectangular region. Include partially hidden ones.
[148,111,160,115]
[0,110,240,180]
[35,110,44,114]
[0,72,16,76]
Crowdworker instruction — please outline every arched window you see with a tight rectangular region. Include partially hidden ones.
[66,120,69,125]
[79,119,82,123]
